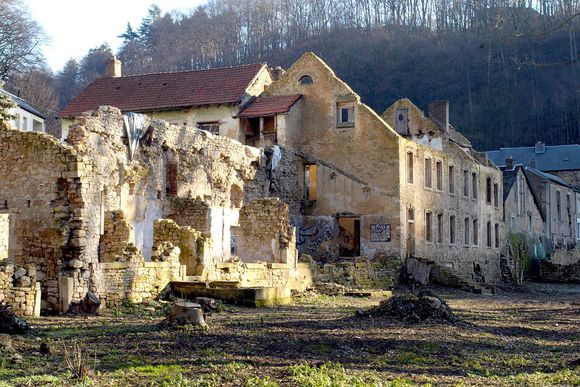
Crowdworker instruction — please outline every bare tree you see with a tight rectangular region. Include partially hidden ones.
[0,0,45,81]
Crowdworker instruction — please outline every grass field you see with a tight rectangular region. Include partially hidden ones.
[0,283,578,386]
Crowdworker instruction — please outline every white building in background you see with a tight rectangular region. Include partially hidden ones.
[0,89,46,132]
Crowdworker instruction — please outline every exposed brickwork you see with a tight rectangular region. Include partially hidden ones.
[167,198,211,231]
[0,263,40,316]
[99,211,131,263]
[97,249,185,305]
[237,198,297,264]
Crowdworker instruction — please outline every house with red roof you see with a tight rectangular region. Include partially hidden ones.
[60,57,273,141]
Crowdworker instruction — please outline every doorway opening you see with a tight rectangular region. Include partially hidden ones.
[338,216,360,257]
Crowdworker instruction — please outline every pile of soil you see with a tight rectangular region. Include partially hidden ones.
[358,291,459,323]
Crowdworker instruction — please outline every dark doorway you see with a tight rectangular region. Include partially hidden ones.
[339,217,360,257]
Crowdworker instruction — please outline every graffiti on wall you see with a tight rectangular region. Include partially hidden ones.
[296,225,319,246]
[293,222,335,253]
[370,224,391,242]
[308,224,334,252]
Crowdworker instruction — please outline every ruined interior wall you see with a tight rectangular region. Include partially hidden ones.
[167,197,211,232]
[99,211,131,263]
[152,219,209,277]
[64,106,260,282]
[98,249,185,305]
[0,263,40,316]
[236,198,297,264]
[0,214,8,260]
[0,124,85,311]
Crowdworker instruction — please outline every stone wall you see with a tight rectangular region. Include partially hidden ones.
[152,219,211,277]
[167,198,211,231]
[310,256,401,289]
[213,261,312,291]
[1,105,267,312]
[539,256,580,283]
[0,214,8,260]
[97,249,185,305]
[236,198,297,264]
[0,263,40,316]
[0,122,85,311]
[99,211,131,263]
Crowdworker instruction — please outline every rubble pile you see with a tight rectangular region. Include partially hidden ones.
[358,291,459,323]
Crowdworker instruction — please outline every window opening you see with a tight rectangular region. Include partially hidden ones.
[304,164,317,200]
[425,158,432,188]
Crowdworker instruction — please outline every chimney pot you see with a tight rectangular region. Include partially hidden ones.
[428,100,449,133]
[105,56,122,78]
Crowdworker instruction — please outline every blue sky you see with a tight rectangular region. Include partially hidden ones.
[24,0,205,72]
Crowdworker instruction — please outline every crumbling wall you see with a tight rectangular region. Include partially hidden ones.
[167,198,211,231]
[0,263,40,316]
[98,248,185,305]
[99,211,131,263]
[152,219,211,277]
[236,198,297,264]
[310,256,401,289]
[0,123,86,311]
[0,214,8,260]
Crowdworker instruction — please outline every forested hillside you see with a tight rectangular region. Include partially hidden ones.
[4,0,580,150]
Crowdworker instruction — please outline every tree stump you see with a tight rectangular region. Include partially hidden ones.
[164,301,206,327]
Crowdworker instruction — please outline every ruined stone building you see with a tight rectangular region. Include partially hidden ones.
[1,52,513,315]
[1,106,309,315]
[59,57,272,141]
[239,53,504,287]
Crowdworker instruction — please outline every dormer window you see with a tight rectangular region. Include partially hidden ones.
[298,75,313,85]
[337,101,354,127]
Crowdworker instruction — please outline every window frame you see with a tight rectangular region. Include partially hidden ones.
[336,101,355,127]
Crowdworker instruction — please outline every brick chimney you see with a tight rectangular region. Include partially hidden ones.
[506,155,514,170]
[105,56,122,78]
[428,100,449,132]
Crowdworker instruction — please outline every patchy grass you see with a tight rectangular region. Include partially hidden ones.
[0,283,578,386]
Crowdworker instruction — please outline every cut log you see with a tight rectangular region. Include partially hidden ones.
[164,301,206,327]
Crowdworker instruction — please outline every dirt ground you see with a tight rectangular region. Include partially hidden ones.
[0,282,578,386]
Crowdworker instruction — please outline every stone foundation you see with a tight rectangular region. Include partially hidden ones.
[310,256,402,289]
[0,263,40,316]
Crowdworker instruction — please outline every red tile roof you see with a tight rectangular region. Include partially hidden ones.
[60,63,266,118]
[238,94,302,118]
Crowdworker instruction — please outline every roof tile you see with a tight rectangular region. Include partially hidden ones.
[238,95,302,118]
[60,63,265,117]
